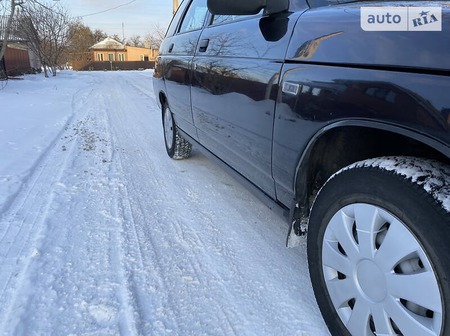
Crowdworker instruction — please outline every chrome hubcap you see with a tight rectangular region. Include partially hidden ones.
[322,203,442,335]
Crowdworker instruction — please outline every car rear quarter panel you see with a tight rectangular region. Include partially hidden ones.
[274,1,450,207]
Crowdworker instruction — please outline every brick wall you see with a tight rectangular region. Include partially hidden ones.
[126,46,158,62]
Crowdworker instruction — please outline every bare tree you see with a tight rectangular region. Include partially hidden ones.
[18,1,72,77]
[66,22,108,70]
[93,29,107,43]
[67,21,95,65]
[127,34,143,47]
[144,23,166,50]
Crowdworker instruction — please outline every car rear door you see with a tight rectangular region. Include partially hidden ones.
[191,8,304,198]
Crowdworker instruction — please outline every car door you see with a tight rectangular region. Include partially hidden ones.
[160,0,208,137]
[191,9,303,198]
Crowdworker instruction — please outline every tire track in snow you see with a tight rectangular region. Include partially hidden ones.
[0,85,95,216]
[121,72,157,102]
[110,76,233,334]
[102,76,231,335]
[105,72,327,335]
[103,77,187,335]
[65,87,141,336]
[0,84,98,332]
[0,78,139,335]
[90,102,141,336]
[113,73,254,335]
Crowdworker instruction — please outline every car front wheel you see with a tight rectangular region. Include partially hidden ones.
[307,157,450,336]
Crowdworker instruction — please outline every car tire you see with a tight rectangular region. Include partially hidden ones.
[307,157,450,336]
[162,104,192,159]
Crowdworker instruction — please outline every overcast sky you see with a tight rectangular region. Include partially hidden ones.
[58,0,175,39]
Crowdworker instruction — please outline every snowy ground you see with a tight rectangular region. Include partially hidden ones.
[0,71,330,336]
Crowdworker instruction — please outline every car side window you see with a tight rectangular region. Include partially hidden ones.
[212,15,242,25]
[166,0,190,37]
[211,11,263,25]
[178,0,208,34]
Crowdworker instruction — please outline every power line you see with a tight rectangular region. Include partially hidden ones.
[77,0,138,18]
[30,0,61,12]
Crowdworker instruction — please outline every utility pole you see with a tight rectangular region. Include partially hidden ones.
[173,0,179,15]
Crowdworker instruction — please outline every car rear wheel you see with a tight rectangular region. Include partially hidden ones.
[307,157,450,336]
[162,104,192,159]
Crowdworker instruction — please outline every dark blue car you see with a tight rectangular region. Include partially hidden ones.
[153,1,450,334]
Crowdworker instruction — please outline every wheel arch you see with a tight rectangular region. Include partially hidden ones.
[291,120,450,234]
[158,92,168,116]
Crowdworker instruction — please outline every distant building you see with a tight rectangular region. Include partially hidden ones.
[90,38,126,62]
[72,37,158,71]
[0,15,39,77]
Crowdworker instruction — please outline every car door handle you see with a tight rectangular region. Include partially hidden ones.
[168,43,174,53]
[198,39,209,52]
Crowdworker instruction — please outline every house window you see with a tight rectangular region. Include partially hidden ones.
[97,53,104,61]
[118,54,125,61]
[108,53,115,61]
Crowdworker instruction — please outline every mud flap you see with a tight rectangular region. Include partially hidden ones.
[286,217,307,248]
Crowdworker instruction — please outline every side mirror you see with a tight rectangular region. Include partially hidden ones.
[207,0,289,16]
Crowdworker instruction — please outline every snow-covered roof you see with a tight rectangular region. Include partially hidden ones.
[90,37,125,50]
